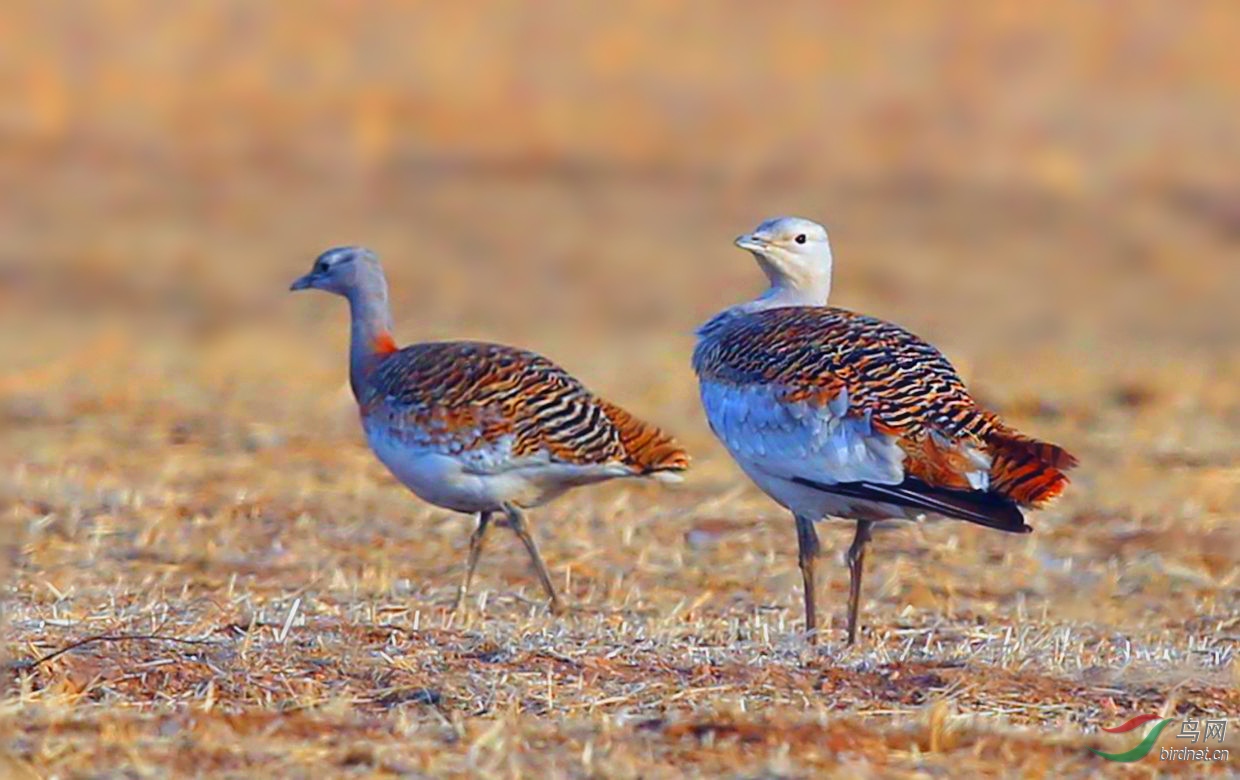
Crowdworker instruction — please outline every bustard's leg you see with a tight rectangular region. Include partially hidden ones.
[503,504,564,614]
[452,511,493,611]
[794,514,821,644]
[845,520,874,645]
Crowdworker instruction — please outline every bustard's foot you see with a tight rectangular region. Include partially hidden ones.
[548,599,568,616]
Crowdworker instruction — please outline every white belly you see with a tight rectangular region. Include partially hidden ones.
[698,380,923,523]
[364,421,634,514]
[740,459,921,523]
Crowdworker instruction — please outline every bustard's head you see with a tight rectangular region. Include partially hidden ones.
[735,216,833,306]
[289,246,385,298]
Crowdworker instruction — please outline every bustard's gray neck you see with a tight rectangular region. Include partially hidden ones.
[346,267,396,400]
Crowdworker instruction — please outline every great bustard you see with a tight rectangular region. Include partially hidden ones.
[693,217,1076,644]
[292,247,689,612]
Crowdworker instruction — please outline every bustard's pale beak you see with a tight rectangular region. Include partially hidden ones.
[289,272,317,291]
[734,233,769,252]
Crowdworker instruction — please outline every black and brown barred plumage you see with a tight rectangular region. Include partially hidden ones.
[695,305,1076,508]
[362,341,687,475]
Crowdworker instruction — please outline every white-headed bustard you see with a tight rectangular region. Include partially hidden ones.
[693,217,1077,644]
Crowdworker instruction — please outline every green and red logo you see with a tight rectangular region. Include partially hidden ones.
[1092,714,1175,762]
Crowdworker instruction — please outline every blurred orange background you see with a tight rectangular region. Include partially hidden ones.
[4,1,1239,502]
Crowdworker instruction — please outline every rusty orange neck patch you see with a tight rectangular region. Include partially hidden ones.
[372,331,398,355]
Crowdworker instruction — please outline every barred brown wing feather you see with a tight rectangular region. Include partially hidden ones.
[365,341,685,470]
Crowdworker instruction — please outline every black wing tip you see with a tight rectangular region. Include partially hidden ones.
[984,499,1031,535]
[792,475,1030,534]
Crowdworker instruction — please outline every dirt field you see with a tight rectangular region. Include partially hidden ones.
[3,3,1240,777]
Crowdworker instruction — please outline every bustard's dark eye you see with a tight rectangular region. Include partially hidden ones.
[795,234,807,244]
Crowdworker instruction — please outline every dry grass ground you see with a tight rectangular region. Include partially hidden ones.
[3,3,1240,777]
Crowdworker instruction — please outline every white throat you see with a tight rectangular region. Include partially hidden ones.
[739,251,833,312]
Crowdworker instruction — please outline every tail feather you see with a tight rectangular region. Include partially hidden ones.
[986,428,1078,507]
[597,399,690,475]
